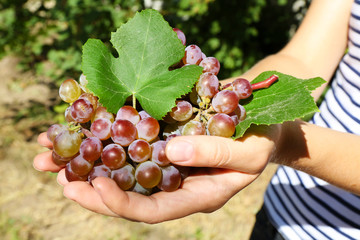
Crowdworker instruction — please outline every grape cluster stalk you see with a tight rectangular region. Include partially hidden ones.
[46,28,277,195]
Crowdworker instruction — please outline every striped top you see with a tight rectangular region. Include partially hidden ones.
[264,1,360,240]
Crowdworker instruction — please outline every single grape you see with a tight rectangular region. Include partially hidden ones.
[131,182,152,196]
[135,161,162,189]
[65,106,75,123]
[92,106,115,123]
[181,120,206,135]
[173,28,186,45]
[111,163,136,190]
[165,133,180,142]
[196,72,219,98]
[111,119,137,146]
[70,98,95,123]
[128,139,151,163]
[65,163,88,182]
[90,118,112,140]
[136,117,160,142]
[231,78,253,99]
[158,165,182,192]
[182,44,203,65]
[138,110,151,120]
[79,73,89,93]
[59,79,82,103]
[53,130,82,158]
[170,100,193,122]
[101,143,126,170]
[79,137,103,162]
[70,154,94,176]
[211,90,239,114]
[162,112,178,124]
[207,113,236,138]
[151,140,170,166]
[78,93,98,110]
[52,151,76,167]
[199,57,220,75]
[88,164,111,182]
[229,104,246,125]
[116,105,140,125]
[47,124,67,142]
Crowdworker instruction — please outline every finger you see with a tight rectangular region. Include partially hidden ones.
[92,171,258,223]
[63,181,118,217]
[165,133,275,174]
[33,150,63,172]
[38,132,53,149]
[57,169,68,186]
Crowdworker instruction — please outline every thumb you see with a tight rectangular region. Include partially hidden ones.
[165,134,275,174]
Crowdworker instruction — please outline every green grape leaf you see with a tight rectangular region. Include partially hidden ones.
[234,71,326,138]
[82,9,203,119]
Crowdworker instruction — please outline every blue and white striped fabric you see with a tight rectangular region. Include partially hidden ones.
[264,1,360,239]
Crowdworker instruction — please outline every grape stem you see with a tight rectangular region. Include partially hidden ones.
[132,94,136,109]
[251,74,278,90]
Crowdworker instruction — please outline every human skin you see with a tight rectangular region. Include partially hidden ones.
[33,0,359,223]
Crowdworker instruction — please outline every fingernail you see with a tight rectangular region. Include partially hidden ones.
[166,140,193,162]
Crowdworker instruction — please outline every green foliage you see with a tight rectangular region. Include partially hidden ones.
[83,10,202,118]
[235,71,325,138]
[0,0,310,83]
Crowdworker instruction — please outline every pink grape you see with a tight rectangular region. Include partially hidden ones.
[199,57,220,75]
[232,78,253,99]
[101,143,126,170]
[181,120,206,135]
[196,72,219,98]
[131,182,152,196]
[53,130,82,158]
[182,44,203,65]
[70,154,94,176]
[207,113,235,137]
[65,163,88,182]
[79,137,103,162]
[111,163,136,190]
[136,117,160,142]
[151,140,170,166]
[170,100,193,122]
[116,105,140,125]
[128,139,151,163]
[139,110,151,120]
[111,119,137,146]
[212,90,239,114]
[47,124,67,142]
[92,106,114,122]
[135,161,162,189]
[158,165,182,192]
[59,79,82,103]
[70,98,95,123]
[52,151,76,167]
[78,92,98,110]
[90,118,112,140]
[229,104,246,125]
[65,106,75,123]
[88,164,111,182]
[173,28,186,45]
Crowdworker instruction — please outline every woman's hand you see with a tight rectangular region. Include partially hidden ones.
[33,125,279,223]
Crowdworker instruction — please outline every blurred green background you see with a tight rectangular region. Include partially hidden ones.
[0,1,310,239]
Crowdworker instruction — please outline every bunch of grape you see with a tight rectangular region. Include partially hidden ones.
[46,28,277,195]
[48,77,187,195]
[165,28,277,139]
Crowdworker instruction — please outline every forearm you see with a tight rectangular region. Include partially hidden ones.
[272,120,360,195]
